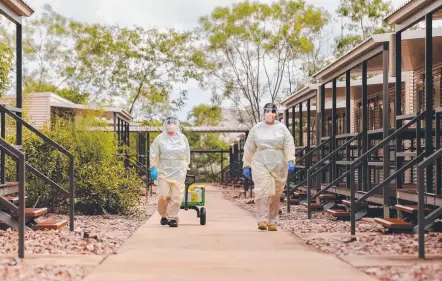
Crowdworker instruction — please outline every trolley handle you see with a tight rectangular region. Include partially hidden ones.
[186,175,196,188]
[184,175,196,209]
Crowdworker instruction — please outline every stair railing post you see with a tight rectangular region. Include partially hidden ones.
[418,163,425,259]
[69,155,75,231]
[18,152,25,259]
[307,169,312,219]
[350,163,356,241]
[1,111,5,184]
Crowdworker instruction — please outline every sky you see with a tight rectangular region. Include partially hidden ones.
[25,0,405,120]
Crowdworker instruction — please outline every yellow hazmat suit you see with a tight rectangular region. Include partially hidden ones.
[242,121,295,227]
[150,121,190,222]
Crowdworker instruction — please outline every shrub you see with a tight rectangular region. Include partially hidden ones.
[7,113,144,215]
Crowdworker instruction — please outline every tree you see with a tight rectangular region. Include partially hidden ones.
[334,0,393,57]
[187,104,223,126]
[197,0,329,126]
[21,5,120,104]
[285,25,333,94]
[109,27,204,120]
[1,4,203,119]
[0,42,13,96]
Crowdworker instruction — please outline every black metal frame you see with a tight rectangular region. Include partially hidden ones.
[0,8,75,259]
[391,5,442,260]
[0,137,25,258]
[0,105,75,230]
[306,134,361,218]
[284,95,317,212]
[113,112,130,153]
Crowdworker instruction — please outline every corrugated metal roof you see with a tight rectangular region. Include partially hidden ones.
[385,0,415,22]
[1,0,34,15]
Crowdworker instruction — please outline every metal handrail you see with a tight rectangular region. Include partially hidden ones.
[308,135,357,174]
[350,111,426,170]
[285,137,334,213]
[0,105,71,155]
[345,111,426,242]
[295,146,309,157]
[0,104,75,232]
[416,146,442,259]
[355,154,424,204]
[306,133,361,218]
[311,170,350,200]
[289,137,334,181]
[0,137,25,259]
[127,156,149,174]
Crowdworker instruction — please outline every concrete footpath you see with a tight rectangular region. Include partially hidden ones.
[84,186,376,281]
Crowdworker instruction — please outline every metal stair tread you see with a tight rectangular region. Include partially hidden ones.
[393,204,431,214]
[318,194,336,200]
[396,113,417,121]
[301,202,322,209]
[336,160,353,165]
[374,218,413,229]
[294,191,307,196]
[326,209,350,217]
[396,152,417,157]
[34,219,68,230]
[367,161,396,167]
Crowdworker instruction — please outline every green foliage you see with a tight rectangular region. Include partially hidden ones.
[187,104,222,126]
[108,27,204,120]
[0,42,13,96]
[24,80,90,104]
[15,115,144,215]
[185,104,229,182]
[334,0,393,57]
[0,4,203,120]
[196,0,329,126]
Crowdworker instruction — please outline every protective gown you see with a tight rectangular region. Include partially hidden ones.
[150,131,190,221]
[242,121,296,225]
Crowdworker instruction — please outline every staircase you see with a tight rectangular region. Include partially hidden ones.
[0,104,74,258]
[0,183,67,231]
[326,199,368,221]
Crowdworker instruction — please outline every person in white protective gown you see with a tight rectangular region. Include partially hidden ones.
[242,103,296,231]
[149,117,190,228]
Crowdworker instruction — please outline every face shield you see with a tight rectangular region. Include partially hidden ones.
[263,104,277,123]
[162,117,181,134]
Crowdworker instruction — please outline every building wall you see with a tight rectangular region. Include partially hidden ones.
[0,92,51,128]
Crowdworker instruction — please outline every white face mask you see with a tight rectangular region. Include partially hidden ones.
[264,113,274,123]
[167,125,177,133]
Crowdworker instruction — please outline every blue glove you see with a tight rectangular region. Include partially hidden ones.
[243,167,251,179]
[150,167,158,180]
[288,161,295,173]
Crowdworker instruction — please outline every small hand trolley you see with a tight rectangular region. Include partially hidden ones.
[180,175,206,225]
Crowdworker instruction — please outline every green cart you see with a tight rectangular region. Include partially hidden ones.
[180,175,206,225]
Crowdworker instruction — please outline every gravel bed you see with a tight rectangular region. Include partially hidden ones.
[220,185,442,281]
[0,259,94,281]
[306,232,442,257]
[222,188,383,233]
[0,192,157,280]
[0,257,93,281]
[0,195,157,255]
[363,264,442,281]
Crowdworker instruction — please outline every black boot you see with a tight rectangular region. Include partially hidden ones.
[169,219,178,227]
[160,217,169,225]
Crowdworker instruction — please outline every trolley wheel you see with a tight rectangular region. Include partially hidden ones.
[200,207,206,225]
